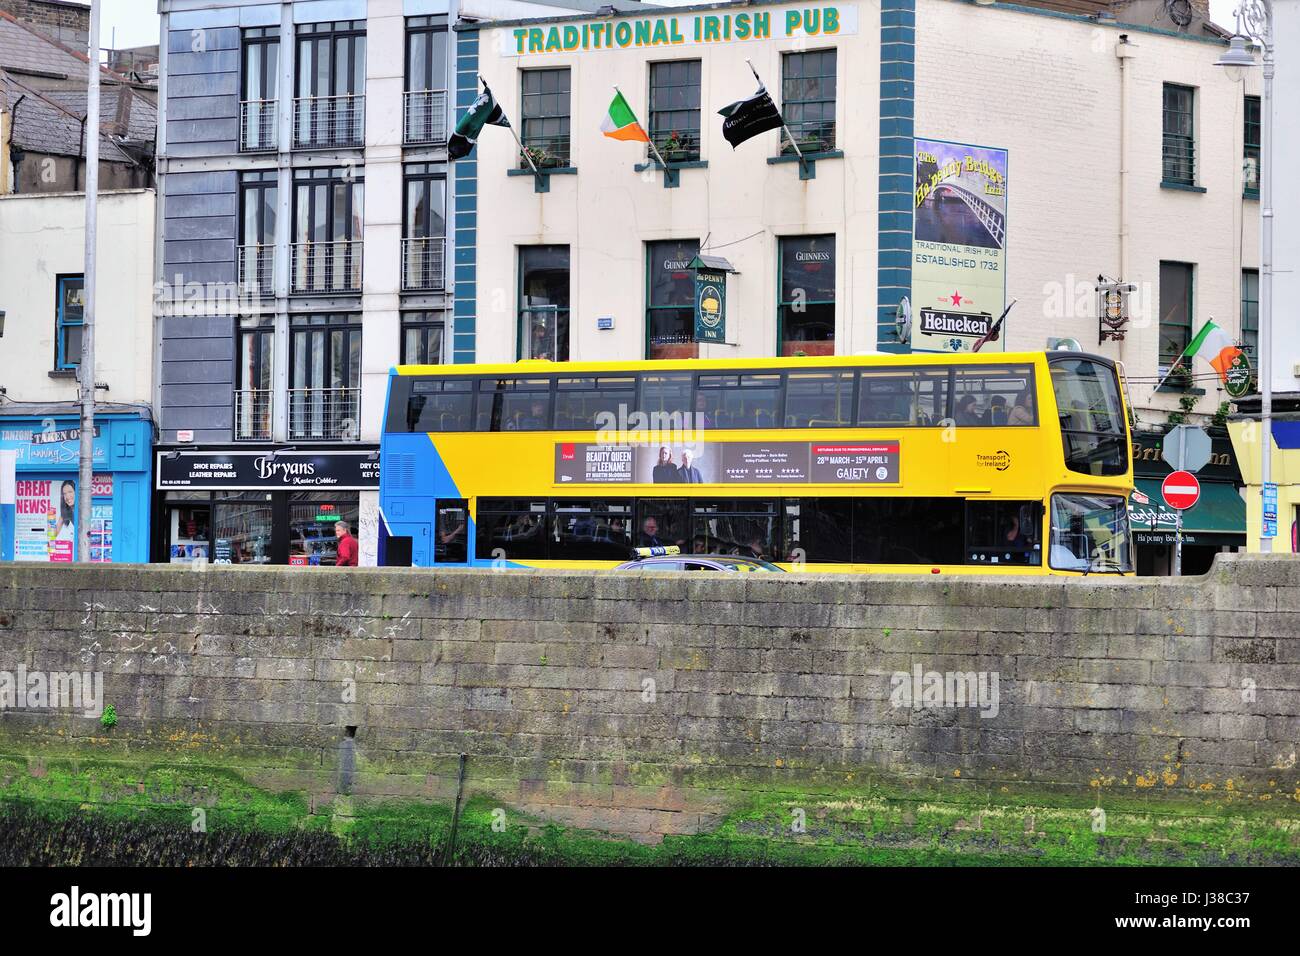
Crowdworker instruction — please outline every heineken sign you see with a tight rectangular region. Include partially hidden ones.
[501,5,858,56]
[694,269,727,344]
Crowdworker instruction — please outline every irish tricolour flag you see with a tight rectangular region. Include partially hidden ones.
[601,90,650,143]
[1182,319,1243,385]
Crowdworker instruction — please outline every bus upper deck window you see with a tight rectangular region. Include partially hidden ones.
[786,371,853,427]
[405,377,473,432]
[477,378,553,431]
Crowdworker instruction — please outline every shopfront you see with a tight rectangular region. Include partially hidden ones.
[152,448,379,566]
[1128,430,1245,575]
[0,411,152,563]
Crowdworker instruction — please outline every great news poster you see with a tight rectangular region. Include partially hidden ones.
[911,138,1008,353]
[13,477,77,562]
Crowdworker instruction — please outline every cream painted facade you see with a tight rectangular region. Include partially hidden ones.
[469,0,1260,431]
[471,0,880,362]
[916,0,1260,429]
[0,188,156,406]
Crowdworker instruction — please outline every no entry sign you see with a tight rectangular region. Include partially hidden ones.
[1161,470,1201,511]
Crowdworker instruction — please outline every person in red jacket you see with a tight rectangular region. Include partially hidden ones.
[334,520,358,567]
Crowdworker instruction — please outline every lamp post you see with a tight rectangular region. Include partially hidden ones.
[1216,2,1274,553]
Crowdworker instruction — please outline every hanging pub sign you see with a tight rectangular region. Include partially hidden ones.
[1224,350,1253,399]
[690,254,736,344]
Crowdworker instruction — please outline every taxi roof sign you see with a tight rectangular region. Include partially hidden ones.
[633,545,681,558]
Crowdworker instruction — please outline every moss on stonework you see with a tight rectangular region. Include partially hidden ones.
[2,752,1300,865]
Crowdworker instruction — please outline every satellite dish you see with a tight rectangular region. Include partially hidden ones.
[896,296,913,345]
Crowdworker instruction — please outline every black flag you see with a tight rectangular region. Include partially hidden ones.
[718,86,783,148]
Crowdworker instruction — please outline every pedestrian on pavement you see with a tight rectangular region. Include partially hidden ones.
[335,520,359,567]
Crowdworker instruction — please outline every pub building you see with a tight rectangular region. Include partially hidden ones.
[1128,430,1246,576]
[151,448,379,566]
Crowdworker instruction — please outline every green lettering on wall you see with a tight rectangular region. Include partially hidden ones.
[785,10,801,35]
[703,16,720,41]
[615,21,632,46]
[824,7,840,33]
[513,28,527,54]
[754,11,770,38]
[635,20,652,46]
[528,28,544,53]
[563,25,580,49]
[735,12,751,39]
[545,26,562,52]
[670,19,684,43]
[652,19,669,45]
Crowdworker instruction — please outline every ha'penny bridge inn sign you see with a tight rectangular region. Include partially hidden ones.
[500,5,858,56]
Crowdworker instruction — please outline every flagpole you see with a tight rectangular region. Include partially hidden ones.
[1152,318,1211,392]
[614,85,669,170]
[972,298,1016,353]
[479,72,539,175]
[745,58,805,165]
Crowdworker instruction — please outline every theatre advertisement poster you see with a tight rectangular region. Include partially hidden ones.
[554,441,900,485]
[911,138,1008,353]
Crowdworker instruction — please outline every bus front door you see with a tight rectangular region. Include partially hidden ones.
[434,499,469,564]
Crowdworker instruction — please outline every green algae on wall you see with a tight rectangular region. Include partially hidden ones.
[4,753,1300,866]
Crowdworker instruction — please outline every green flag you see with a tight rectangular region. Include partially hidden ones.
[448,83,510,160]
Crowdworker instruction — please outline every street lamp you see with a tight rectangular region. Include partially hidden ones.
[1216,1,1274,553]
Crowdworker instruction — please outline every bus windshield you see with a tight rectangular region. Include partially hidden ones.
[1048,493,1133,573]
[1049,357,1128,476]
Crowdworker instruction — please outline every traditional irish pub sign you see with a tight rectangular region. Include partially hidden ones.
[911,137,1009,353]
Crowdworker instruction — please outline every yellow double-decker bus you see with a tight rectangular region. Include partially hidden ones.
[379,349,1134,575]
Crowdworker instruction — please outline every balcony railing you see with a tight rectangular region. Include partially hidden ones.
[289,387,360,441]
[293,94,365,149]
[291,239,363,295]
[240,99,277,152]
[233,388,272,441]
[401,236,446,292]
[238,243,274,299]
[404,89,448,145]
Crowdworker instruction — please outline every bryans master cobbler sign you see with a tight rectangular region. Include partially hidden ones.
[156,450,380,490]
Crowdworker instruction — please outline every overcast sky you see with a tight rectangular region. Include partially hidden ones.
[94,0,1241,52]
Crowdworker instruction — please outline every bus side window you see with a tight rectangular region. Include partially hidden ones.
[786,371,854,427]
[858,371,916,426]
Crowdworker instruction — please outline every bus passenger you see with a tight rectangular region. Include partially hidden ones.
[1004,515,1028,550]
[955,394,982,426]
[521,400,548,429]
[987,395,1008,425]
[1008,391,1034,426]
[640,517,666,548]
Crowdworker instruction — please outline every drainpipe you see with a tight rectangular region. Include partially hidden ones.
[1116,35,1134,287]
